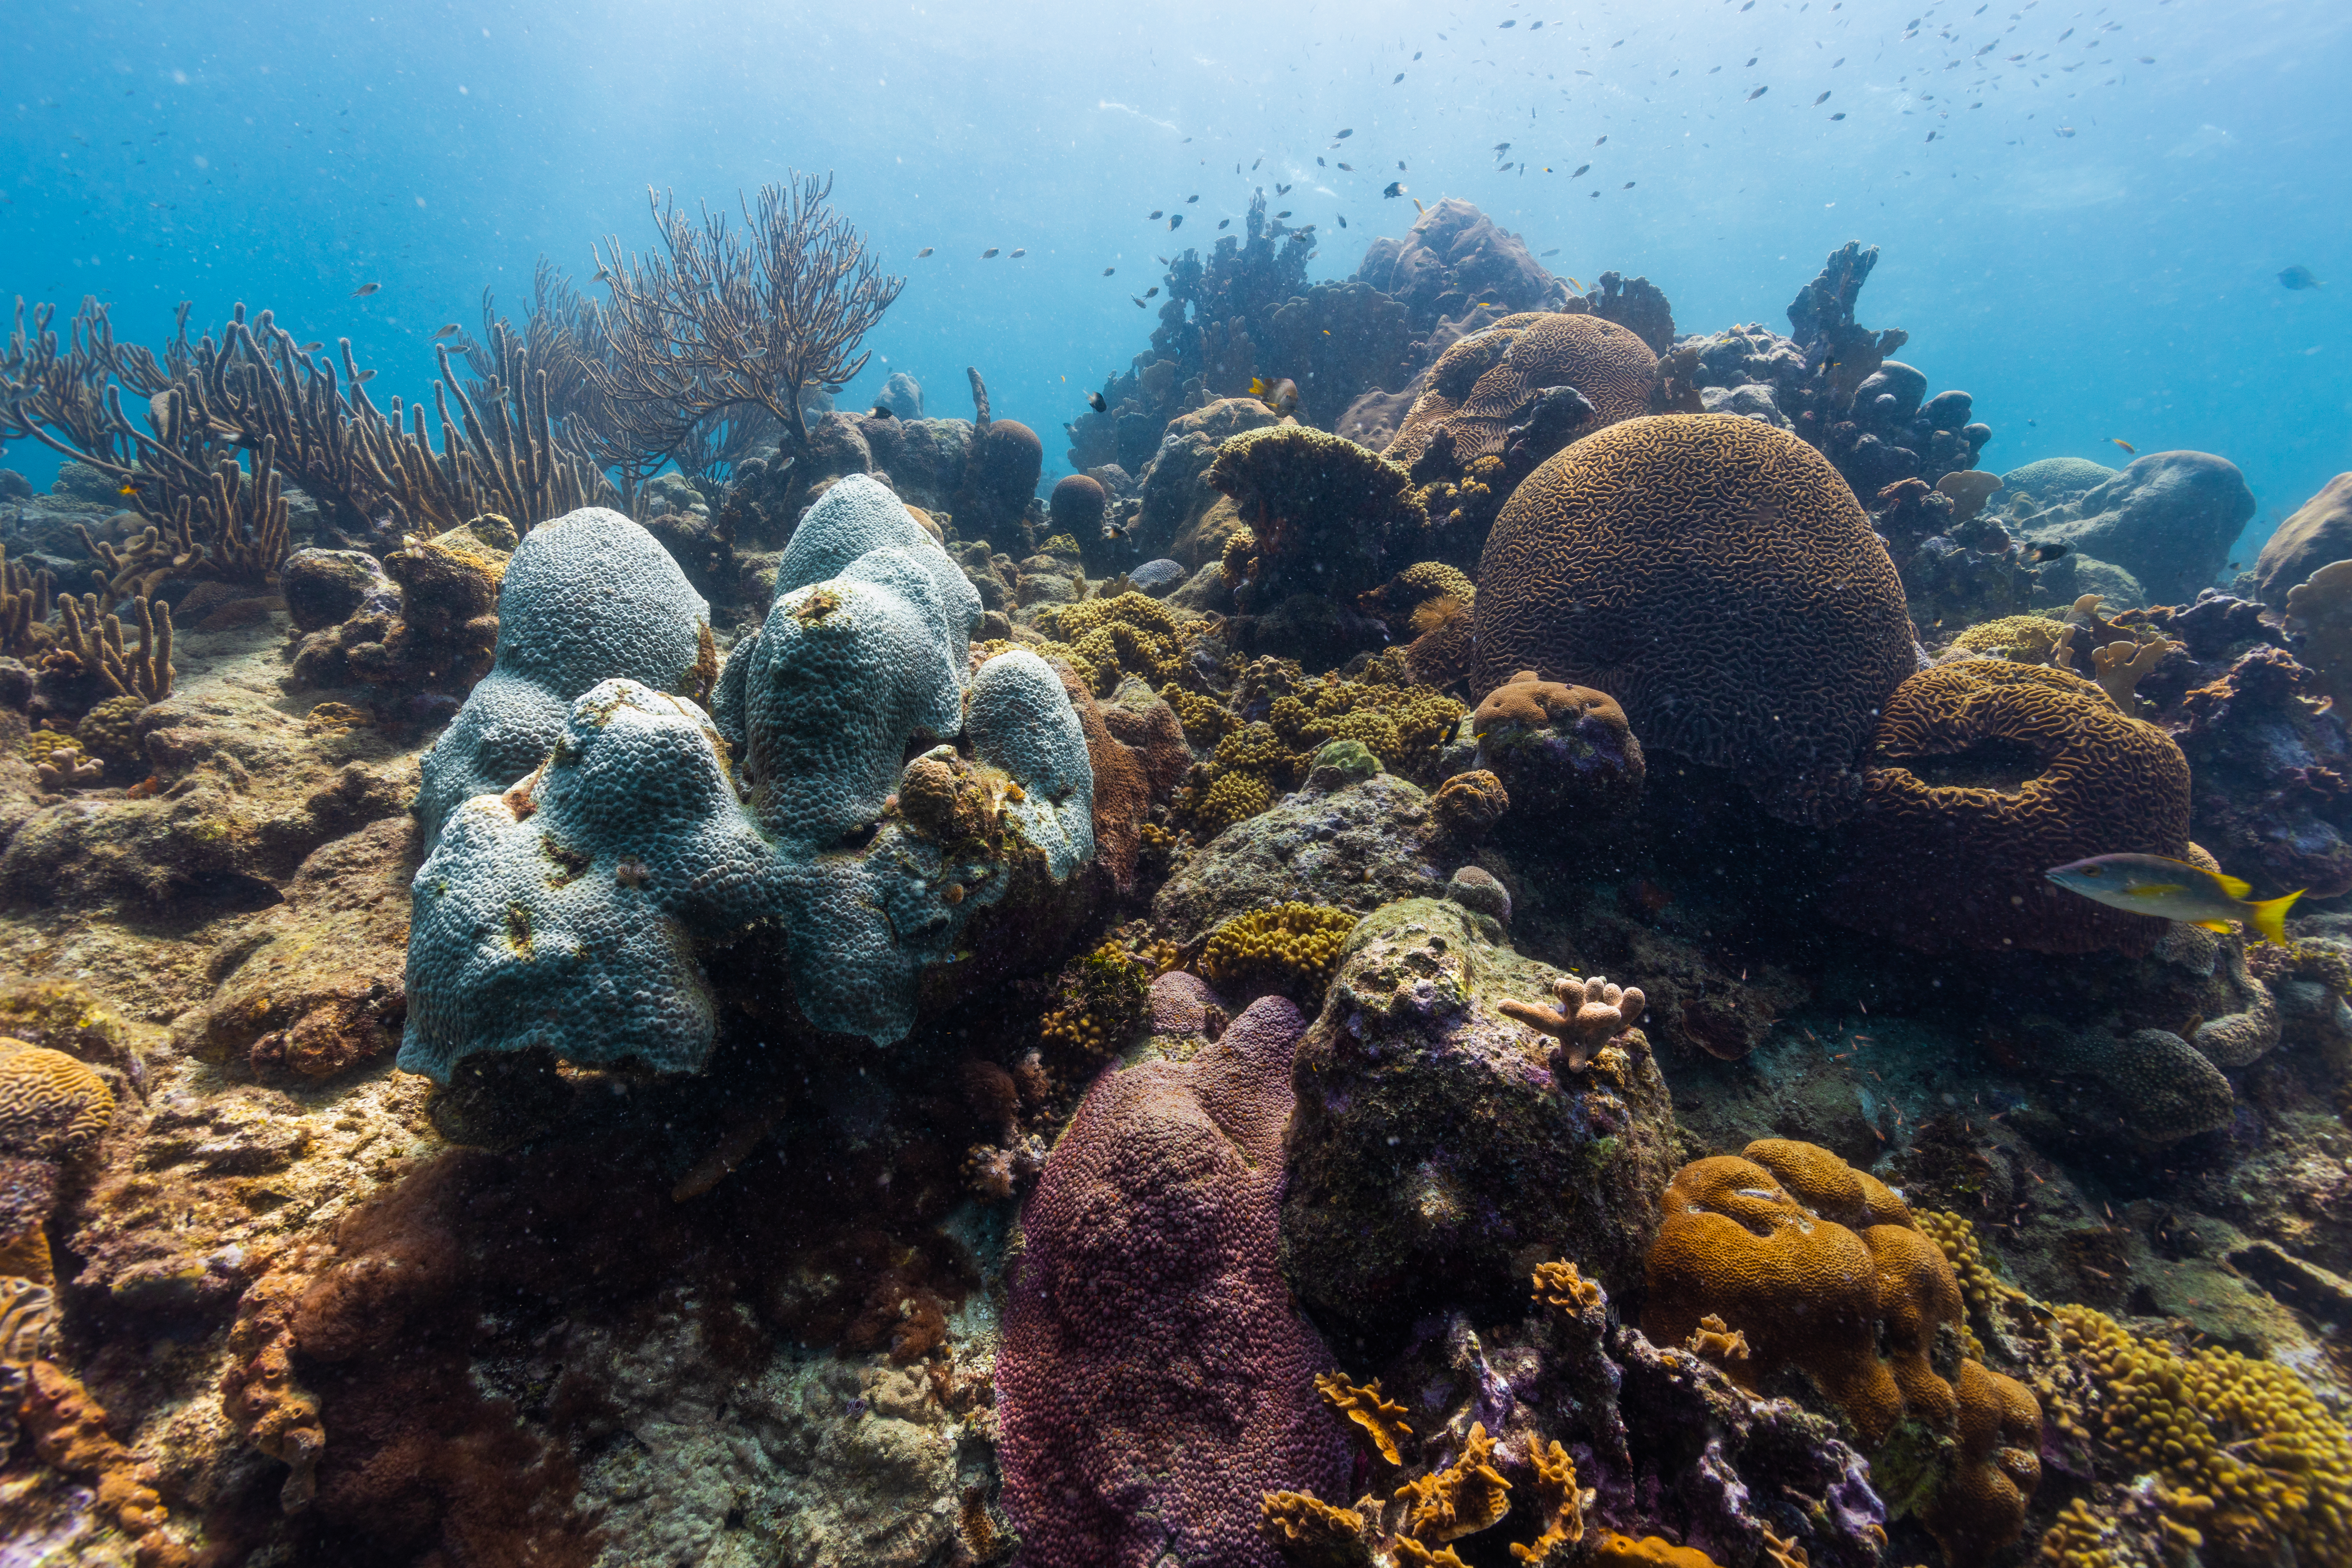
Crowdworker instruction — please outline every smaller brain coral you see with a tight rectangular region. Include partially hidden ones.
[0,1038,114,1162]
[1947,614,2067,664]
[1831,660,2193,955]
[1471,671,1645,823]
[1199,904,1360,1001]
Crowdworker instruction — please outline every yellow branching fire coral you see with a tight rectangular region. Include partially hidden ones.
[1316,1372,1413,1465]
[2051,1301,2352,1566]
[1508,1441,1585,1564]
[1199,903,1359,999]
[1397,1422,1512,1544]
[1531,1259,1603,1315]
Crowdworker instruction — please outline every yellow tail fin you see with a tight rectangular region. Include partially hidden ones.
[2246,889,2304,946]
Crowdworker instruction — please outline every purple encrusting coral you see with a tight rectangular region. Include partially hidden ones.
[996,994,1351,1567]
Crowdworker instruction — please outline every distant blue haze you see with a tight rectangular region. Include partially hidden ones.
[6,0,2346,564]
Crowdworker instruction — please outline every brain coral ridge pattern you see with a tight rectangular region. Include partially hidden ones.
[1474,414,1918,824]
[1643,1139,2041,1566]
[997,994,1351,1568]
[1833,659,2192,955]
[402,475,1095,1075]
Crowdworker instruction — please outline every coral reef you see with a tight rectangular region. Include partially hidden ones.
[1832,659,2193,954]
[999,994,1350,1567]
[1474,413,1917,823]
[1198,903,1359,1003]
[1352,199,1574,332]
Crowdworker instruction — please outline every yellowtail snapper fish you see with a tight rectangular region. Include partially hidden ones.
[2046,854,2302,945]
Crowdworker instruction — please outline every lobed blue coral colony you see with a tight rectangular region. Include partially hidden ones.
[3,6,2351,1568]
[407,476,1094,1071]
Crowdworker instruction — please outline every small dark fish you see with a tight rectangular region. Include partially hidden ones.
[2028,542,2071,562]
[1571,163,1590,177]
[1531,19,1543,28]
[1318,156,1326,166]
[1276,183,1292,195]
[350,282,380,297]
[1086,391,1108,413]
[1747,85,1769,99]
[982,247,1000,258]
[1185,194,1199,203]
[1393,72,1405,83]
[1146,286,1159,297]
[1926,130,1939,141]
[1414,51,1421,59]
[1010,247,1027,257]
[1218,218,1231,229]
[1622,180,1636,188]
[1494,141,1511,152]
[1103,266,1116,275]
[1148,209,1164,219]
[1746,56,1758,65]
[1336,128,1354,138]
[1742,0,1755,9]
[1384,181,1406,198]
[1170,214,1183,230]
[432,323,460,339]
[1397,161,1407,171]
[1337,162,1353,170]
[2279,265,2326,290]
[1252,157,1262,169]
[869,404,897,419]
[1275,210,1292,218]
[354,369,378,383]
[298,341,324,352]
[1595,134,1608,145]
[1499,18,1515,26]
[1539,248,1561,257]
[1133,295,1148,308]
[917,247,935,258]
[1338,214,1348,227]
[1815,91,1832,105]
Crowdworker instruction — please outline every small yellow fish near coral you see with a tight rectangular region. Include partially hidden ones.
[2106,437,2136,455]
[2045,853,2302,944]
[1248,376,1300,418]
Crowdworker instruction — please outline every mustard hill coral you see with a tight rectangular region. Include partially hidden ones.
[1199,903,1360,1000]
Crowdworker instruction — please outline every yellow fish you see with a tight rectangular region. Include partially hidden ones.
[1248,376,1300,418]
[2107,437,2137,455]
[2045,853,2301,944]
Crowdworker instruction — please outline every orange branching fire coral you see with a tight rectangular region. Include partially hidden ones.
[1530,1259,1603,1315]
[1262,1420,1521,1567]
[1684,1314,1755,1381]
[1316,1371,1413,1465]
[1508,1441,1586,1564]
[1397,1422,1513,1544]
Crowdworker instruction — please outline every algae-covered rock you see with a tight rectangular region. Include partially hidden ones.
[1150,772,1449,946]
[1279,897,1681,1348]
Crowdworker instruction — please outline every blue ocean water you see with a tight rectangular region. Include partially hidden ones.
[6,0,2345,561]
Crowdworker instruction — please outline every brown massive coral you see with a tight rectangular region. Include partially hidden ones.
[1644,1140,2041,1565]
[1473,413,1917,823]
[1385,312,1657,476]
[1830,659,2193,954]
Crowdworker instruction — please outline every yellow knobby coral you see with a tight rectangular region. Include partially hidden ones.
[1038,940,1155,1057]
[1194,772,1276,837]
[1036,592,1196,695]
[1396,1422,1511,1545]
[1949,614,2068,663]
[2053,1302,2352,1565]
[0,1037,114,1161]
[1199,904,1359,997]
[1316,1371,1413,1465]
[1161,684,1235,749]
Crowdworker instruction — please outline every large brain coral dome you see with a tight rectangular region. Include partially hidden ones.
[401,479,1095,1077]
[1385,310,1658,474]
[412,506,715,842]
[1473,413,1918,822]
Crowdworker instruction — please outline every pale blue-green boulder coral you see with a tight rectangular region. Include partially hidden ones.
[412,506,715,845]
[401,479,1097,1078]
